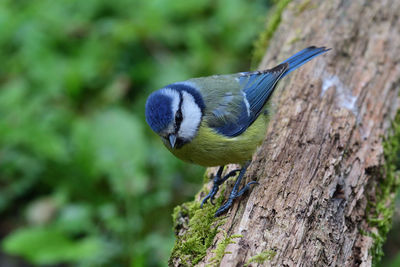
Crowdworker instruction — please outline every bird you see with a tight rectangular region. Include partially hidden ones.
[145,46,330,217]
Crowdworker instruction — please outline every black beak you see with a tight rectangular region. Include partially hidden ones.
[169,134,177,148]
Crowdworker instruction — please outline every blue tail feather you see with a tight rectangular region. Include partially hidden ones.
[281,46,330,78]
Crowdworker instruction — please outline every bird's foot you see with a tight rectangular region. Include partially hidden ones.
[214,181,258,217]
[213,161,256,217]
[200,167,240,208]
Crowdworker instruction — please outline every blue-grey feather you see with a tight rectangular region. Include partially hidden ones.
[213,64,287,137]
[281,46,330,78]
[212,101,250,136]
[212,46,329,137]
[243,64,288,116]
[146,46,329,139]
[210,93,236,123]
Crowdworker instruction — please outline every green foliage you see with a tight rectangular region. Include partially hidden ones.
[251,0,292,68]
[385,252,400,267]
[244,249,277,266]
[0,0,270,265]
[366,110,400,266]
[3,226,102,265]
[209,232,242,266]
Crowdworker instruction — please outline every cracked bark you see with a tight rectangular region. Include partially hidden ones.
[170,0,400,266]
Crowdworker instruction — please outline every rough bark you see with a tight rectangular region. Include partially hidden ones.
[170,0,400,266]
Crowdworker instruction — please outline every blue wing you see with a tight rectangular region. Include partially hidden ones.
[280,46,330,78]
[211,63,288,137]
[210,46,330,137]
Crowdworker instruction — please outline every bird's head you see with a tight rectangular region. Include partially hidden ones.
[145,83,205,149]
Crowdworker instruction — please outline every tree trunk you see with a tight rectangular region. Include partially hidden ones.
[170,0,400,266]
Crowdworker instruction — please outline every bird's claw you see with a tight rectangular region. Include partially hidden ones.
[214,180,258,217]
[200,168,240,208]
[236,181,259,198]
[200,164,258,217]
[200,190,215,208]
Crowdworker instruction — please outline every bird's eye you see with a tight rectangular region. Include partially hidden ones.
[175,110,183,125]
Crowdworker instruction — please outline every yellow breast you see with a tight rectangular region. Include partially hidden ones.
[167,115,269,167]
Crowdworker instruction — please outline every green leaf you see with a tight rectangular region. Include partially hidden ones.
[2,226,101,265]
[89,108,148,195]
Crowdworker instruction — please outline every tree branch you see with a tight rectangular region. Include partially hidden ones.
[170,0,400,266]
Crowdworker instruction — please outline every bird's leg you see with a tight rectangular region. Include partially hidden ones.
[201,166,240,208]
[214,161,258,217]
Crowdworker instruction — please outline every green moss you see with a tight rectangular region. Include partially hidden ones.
[287,28,302,45]
[365,110,400,266]
[169,186,226,266]
[251,0,292,68]
[244,249,277,266]
[296,0,317,14]
[208,232,242,266]
[203,170,212,184]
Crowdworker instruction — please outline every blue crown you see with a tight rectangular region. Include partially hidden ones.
[167,83,205,112]
[145,91,174,133]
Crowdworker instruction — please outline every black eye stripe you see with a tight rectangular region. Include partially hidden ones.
[175,92,184,131]
[176,109,183,123]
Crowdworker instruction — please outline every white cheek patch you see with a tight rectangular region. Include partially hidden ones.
[179,91,202,140]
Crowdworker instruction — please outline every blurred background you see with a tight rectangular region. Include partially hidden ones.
[1,0,399,267]
[0,0,272,266]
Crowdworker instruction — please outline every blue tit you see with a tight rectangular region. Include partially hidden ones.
[145,46,330,216]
